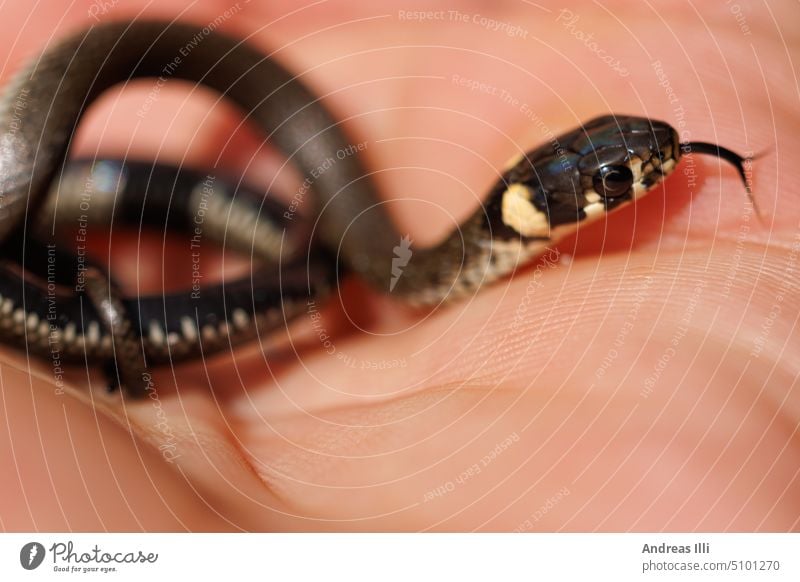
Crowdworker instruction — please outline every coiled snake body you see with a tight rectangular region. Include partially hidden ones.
[0,21,753,395]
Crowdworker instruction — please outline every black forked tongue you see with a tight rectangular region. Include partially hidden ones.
[681,141,761,220]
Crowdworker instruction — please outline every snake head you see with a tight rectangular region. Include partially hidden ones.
[487,114,686,241]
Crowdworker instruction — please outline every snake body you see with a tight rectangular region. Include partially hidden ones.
[0,21,753,394]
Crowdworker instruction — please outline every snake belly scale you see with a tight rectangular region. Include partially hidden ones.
[0,21,754,395]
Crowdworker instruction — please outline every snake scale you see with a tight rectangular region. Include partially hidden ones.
[0,20,754,395]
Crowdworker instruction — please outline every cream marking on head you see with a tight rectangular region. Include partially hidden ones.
[633,157,676,199]
[582,200,606,219]
[626,155,647,199]
[628,155,644,183]
[501,183,550,238]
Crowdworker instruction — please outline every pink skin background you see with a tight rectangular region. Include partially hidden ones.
[0,0,797,531]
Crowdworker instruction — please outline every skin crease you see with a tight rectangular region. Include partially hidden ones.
[0,0,798,532]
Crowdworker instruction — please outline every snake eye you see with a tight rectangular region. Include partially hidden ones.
[593,165,633,199]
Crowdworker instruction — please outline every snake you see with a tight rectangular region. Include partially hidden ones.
[0,20,754,396]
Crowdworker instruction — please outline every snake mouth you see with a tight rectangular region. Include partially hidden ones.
[589,138,757,214]
[577,138,681,220]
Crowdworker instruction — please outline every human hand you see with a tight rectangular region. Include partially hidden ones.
[1,0,797,531]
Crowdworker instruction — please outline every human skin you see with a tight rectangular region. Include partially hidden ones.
[0,0,797,531]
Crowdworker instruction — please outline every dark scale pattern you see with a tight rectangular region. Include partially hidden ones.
[0,251,335,366]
